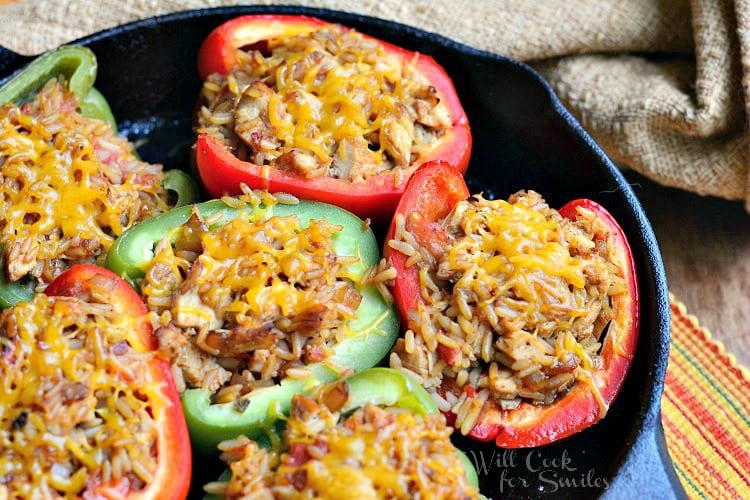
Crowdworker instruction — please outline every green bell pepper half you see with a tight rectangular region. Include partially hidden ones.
[0,44,199,206]
[0,45,113,309]
[0,45,116,128]
[104,197,400,453]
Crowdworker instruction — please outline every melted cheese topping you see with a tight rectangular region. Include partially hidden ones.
[0,79,171,286]
[0,294,163,498]
[215,398,479,499]
[449,195,594,308]
[191,214,357,326]
[266,32,415,163]
[435,192,611,344]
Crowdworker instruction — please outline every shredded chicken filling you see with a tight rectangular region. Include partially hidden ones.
[197,25,452,183]
[0,78,172,289]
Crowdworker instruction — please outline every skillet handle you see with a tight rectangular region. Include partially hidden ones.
[604,413,687,499]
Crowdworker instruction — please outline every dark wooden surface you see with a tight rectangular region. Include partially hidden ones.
[625,170,750,368]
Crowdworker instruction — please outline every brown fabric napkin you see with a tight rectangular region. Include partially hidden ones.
[1,0,748,210]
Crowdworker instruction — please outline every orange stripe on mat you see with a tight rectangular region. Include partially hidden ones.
[666,348,750,445]
[670,301,750,396]
[668,298,750,418]
[664,374,748,493]
[662,411,711,499]
[662,295,750,500]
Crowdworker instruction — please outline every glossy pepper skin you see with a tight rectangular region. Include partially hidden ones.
[43,264,192,499]
[105,198,400,454]
[0,45,198,309]
[0,45,117,128]
[383,161,640,448]
[194,14,472,223]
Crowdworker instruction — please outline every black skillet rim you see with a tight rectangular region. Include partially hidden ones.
[0,5,680,499]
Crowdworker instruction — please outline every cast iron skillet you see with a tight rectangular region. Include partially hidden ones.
[0,6,684,499]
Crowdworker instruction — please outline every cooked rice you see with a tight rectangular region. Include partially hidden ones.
[360,257,397,305]
[0,78,174,290]
[196,25,453,184]
[0,293,164,497]
[388,190,627,434]
[211,395,479,499]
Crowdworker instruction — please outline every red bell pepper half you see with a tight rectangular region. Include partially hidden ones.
[383,162,639,448]
[194,14,471,222]
[43,264,192,498]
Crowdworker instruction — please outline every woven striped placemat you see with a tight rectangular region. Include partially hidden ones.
[663,295,750,499]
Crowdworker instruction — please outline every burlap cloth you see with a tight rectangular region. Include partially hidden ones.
[1,0,748,210]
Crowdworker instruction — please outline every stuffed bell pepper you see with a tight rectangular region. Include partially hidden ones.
[0,264,191,498]
[384,161,639,448]
[105,188,400,453]
[204,367,481,499]
[194,14,471,222]
[0,45,197,308]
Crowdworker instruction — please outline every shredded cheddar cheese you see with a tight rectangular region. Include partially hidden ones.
[0,78,172,288]
[186,214,357,326]
[0,293,163,498]
[266,32,411,163]
[211,397,479,499]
